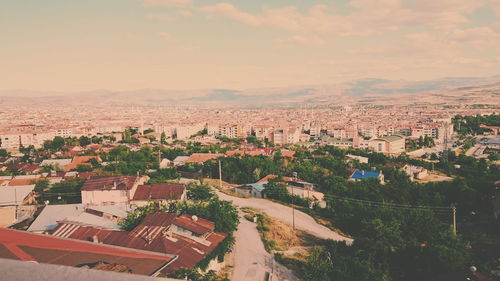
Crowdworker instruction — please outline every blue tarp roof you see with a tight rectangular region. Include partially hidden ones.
[351,170,380,179]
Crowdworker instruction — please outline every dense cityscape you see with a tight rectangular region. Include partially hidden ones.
[1,0,500,280]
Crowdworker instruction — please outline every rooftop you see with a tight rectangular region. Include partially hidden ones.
[0,228,176,276]
[0,258,181,281]
[132,184,185,201]
[82,176,139,191]
[51,212,226,274]
[351,170,382,179]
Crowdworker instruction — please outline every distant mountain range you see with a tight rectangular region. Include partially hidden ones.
[1,75,499,107]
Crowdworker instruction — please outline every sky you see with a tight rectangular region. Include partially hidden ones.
[1,0,499,92]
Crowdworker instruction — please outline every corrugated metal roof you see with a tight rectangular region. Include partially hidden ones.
[0,185,35,206]
[351,170,381,179]
[27,204,85,232]
[0,228,175,276]
[51,212,226,274]
[172,214,214,235]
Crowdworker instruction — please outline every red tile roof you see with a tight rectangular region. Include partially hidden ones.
[51,212,226,274]
[8,178,37,186]
[184,153,224,163]
[0,228,175,276]
[82,176,139,191]
[173,214,215,236]
[132,184,185,201]
[64,156,100,172]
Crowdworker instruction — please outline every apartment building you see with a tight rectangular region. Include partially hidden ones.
[368,135,405,154]
[0,131,55,149]
[271,128,300,144]
[253,125,273,140]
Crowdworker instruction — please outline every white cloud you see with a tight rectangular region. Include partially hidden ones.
[200,0,484,37]
[159,31,173,40]
[278,35,325,46]
[488,0,500,16]
[143,0,192,7]
[447,26,500,43]
[177,9,193,17]
[147,13,174,21]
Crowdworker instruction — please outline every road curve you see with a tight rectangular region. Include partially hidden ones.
[232,215,298,281]
[216,190,353,243]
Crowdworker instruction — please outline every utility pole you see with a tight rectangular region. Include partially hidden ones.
[452,205,457,235]
[292,184,295,230]
[292,172,297,230]
[218,160,222,189]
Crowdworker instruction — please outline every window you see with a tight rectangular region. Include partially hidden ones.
[378,143,383,152]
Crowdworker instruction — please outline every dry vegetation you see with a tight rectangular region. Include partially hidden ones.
[241,207,321,264]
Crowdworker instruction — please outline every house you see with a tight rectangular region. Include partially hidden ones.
[0,258,181,281]
[184,153,224,164]
[0,185,36,206]
[27,204,86,233]
[172,156,189,167]
[256,174,326,206]
[346,154,369,164]
[0,228,177,277]
[350,170,385,184]
[368,135,405,154]
[159,158,172,169]
[7,175,40,186]
[0,206,17,227]
[131,184,186,207]
[64,155,101,172]
[225,150,266,157]
[40,158,73,170]
[81,175,148,206]
[51,212,227,274]
[280,150,296,158]
[26,203,130,233]
[404,164,428,181]
[235,182,266,198]
[386,163,428,181]
[137,137,151,144]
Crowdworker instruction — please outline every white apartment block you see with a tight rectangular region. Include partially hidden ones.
[253,125,273,141]
[207,124,244,139]
[175,123,204,140]
[0,131,55,149]
[272,128,300,144]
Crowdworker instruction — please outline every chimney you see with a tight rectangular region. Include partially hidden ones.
[113,181,117,189]
[191,215,198,222]
[92,235,99,243]
[361,170,364,176]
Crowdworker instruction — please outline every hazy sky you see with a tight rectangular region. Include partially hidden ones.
[1,0,499,91]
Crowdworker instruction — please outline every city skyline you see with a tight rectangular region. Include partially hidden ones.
[2,0,500,92]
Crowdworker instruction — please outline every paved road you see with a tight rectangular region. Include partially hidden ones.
[465,144,481,156]
[216,190,353,243]
[232,215,298,281]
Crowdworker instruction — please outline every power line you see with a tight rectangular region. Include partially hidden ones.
[324,193,451,211]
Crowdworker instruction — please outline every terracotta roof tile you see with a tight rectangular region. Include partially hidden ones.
[81,176,138,191]
[132,184,185,201]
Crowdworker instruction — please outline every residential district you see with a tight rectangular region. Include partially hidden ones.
[0,106,499,281]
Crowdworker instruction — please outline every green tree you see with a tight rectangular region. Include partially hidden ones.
[160,132,167,144]
[76,163,93,172]
[78,136,91,146]
[186,182,215,201]
[303,247,333,281]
